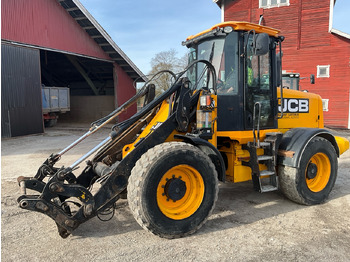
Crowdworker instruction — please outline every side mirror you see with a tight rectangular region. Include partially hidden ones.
[310,74,315,84]
[254,33,270,56]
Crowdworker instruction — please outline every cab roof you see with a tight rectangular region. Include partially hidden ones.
[186,21,280,41]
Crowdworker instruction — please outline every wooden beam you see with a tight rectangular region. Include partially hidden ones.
[75,16,88,21]
[113,57,125,61]
[65,55,99,95]
[123,69,135,73]
[99,43,111,47]
[66,7,79,12]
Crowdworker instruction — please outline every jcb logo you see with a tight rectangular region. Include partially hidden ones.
[279,98,309,113]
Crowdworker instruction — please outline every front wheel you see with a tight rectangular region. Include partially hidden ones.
[278,137,338,205]
[127,142,218,238]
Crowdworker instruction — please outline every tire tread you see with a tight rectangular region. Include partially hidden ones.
[127,142,218,238]
[278,137,337,205]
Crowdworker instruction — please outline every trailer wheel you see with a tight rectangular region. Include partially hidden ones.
[278,137,337,205]
[127,142,218,238]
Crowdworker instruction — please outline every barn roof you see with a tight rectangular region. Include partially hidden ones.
[331,28,350,40]
[57,0,146,82]
[213,0,221,6]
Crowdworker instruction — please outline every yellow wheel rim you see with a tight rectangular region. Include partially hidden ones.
[157,165,205,220]
[305,152,331,192]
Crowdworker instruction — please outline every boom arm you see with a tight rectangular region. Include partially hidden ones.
[17,72,205,237]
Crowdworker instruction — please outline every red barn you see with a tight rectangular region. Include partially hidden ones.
[214,0,350,128]
[1,0,145,137]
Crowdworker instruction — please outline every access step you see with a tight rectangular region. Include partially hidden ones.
[260,170,275,177]
[258,142,271,147]
[261,185,278,193]
[258,155,273,161]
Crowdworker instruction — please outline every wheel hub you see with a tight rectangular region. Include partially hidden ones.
[164,177,187,202]
[156,164,205,220]
[306,162,318,179]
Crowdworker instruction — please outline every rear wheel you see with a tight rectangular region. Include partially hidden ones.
[278,137,338,205]
[44,118,57,127]
[127,142,218,238]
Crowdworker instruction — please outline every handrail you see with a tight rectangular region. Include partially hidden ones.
[278,38,284,119]
[253,102,262,147]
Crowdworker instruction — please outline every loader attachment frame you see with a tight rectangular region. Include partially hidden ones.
[17,73,206,238]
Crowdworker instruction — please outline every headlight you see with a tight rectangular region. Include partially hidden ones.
[223,26,233,34]
[200,95,212,107]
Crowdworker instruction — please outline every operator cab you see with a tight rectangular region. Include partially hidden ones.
[282,72,300,90]
[184,22,283,132]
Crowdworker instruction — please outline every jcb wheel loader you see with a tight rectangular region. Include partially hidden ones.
[17,21,349,238]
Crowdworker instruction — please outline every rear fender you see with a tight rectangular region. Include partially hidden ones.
[174,134,226,182]
[278,128,341,168]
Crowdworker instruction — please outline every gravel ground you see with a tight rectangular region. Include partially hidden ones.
[1,125,350,262]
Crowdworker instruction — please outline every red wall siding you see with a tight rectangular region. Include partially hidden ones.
[300,1,330,49]
[283,38,350,128]
[1,0,110,60]
[224,0,301,49]
[223,0,350,128]
[114,63,137,121]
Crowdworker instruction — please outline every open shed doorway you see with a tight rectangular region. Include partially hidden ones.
[40,50,116,126]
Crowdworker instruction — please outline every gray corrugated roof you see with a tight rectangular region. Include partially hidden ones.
[57,0,147,82]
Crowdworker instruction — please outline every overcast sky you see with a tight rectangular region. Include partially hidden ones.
[79,0,349,75]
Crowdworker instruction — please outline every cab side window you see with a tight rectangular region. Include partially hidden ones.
[245,38,274,129]
[217,32,239,95]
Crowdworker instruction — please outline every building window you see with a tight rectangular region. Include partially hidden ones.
[317,65,330,78]
[322,99,329,112]
[260,0,289,8]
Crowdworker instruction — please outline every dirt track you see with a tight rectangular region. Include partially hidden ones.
[2,126,350,261]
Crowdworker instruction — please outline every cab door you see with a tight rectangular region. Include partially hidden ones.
[244,41,276,130]
[216,32,245,131]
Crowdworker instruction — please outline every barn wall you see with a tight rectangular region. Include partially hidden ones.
[1,0,110,61]
[224,0,331,50]
[1,44,44,137]
[282,35,350,128]
[223,0,350,128]
[1,0,143,131]
[114,63,137,121]
[59,96,115,123]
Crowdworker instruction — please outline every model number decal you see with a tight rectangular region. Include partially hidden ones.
[279,98,309,113]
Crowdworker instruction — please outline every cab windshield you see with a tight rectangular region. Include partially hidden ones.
[187,32,239,95]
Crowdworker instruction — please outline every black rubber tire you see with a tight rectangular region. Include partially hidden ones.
[278,137,338,205]
[127,142,218,238]
[44,119,57,127]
